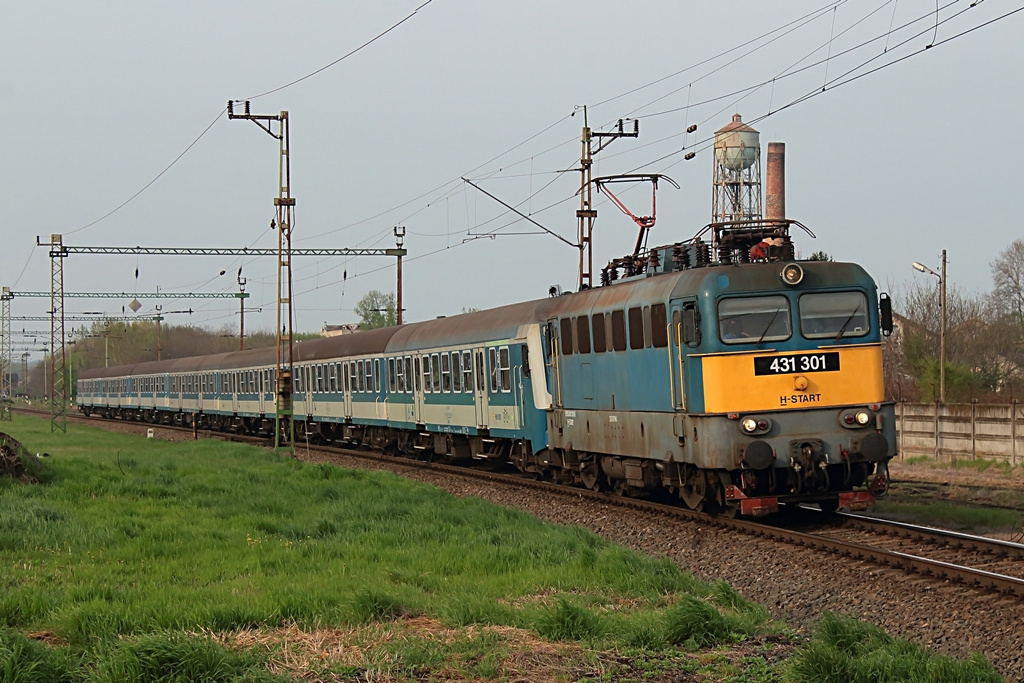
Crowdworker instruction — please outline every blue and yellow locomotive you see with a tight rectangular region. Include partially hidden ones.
[78,220,894,516]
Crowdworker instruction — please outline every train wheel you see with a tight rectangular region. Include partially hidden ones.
[818,499,840,514]
[681,467,707,512]
[580,457,601,491]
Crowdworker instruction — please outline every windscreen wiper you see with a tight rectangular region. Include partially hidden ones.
[757,308,782,344]
[834,303,863,342]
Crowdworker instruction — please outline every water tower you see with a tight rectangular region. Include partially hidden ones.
[711,113,762,227]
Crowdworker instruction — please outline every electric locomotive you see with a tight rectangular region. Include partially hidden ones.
[527,230,894,515]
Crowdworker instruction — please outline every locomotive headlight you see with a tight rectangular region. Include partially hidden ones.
[741,418,758,433]
[780,263,804,286]
[855,411,871,425]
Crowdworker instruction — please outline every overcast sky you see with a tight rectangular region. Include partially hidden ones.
[3,0,1021,356]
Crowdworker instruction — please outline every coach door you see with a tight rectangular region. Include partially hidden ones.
[302,365,314,417]
[410,355,424,425]
[229,371,238,413]
[257,369,266,415]
[473,348,489,429]
[668,299,699,411]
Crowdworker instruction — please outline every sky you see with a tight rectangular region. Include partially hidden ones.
[2,0,1021,361]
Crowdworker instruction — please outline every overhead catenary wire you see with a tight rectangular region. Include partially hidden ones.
[23,1,1019,328]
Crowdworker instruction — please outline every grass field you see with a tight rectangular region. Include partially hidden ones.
[0,415,1002,681]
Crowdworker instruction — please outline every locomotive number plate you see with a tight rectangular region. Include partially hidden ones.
[754,352,840,375]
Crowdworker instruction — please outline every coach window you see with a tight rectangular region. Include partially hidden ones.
[329,364,337,393]
[429,354,439,393]
[592,312,606,353]
[412,356,421,393]
[374,359,382,393]
[575,316,591,354]
[798,291,869,340]
[405,356,413,393]
[462,351,473,392]
[643,306,653,348]
[628,307,645,350]
[250,370,257,393]
[611,310,627,351]
[651,303,669,348]
[353,360,362,392]
[499,346,511,392]
[718,295,792,344]
[488,347,498,393]
[441,353,451,392]
[559,317,574,355]
[388,358,397,392]
[451,352,462,392]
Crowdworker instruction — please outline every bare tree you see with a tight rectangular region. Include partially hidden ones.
[891,279,1010,401]
[991,239,1024,317]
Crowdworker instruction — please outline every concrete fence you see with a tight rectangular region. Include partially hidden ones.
[896,402,1024,464]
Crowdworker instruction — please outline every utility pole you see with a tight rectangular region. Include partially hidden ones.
[154,305,163,361]
[229,100,295,455]
[237,273,247,350]
[912,248,947,403]
[940,248,947,404]
[576,109,638,291]
[394,226,405,325]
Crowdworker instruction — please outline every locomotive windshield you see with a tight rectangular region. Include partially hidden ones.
[718,295,792,344]
[798,291,869,340]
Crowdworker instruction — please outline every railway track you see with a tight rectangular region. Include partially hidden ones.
[23,406,1024,601]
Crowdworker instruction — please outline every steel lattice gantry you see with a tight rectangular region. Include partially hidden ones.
[1,287,11,420]
[7,291,246,299]
[48,234,68,433]
[33,235,406,441]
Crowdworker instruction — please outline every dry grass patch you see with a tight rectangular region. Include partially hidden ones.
[215,616,595,682]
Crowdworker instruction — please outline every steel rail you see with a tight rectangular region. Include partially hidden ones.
[836,511,1024,560]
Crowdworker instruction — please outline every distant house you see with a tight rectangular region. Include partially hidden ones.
[320,323,360,337]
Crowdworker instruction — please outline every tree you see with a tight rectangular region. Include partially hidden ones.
[991,239,1024,317]
[807,251,833,261]
[891,278,1019,402]
[354,290,396,330]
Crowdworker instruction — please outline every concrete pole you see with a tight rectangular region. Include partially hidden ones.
[939,249,946,403]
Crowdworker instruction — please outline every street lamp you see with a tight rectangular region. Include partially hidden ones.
[912,249,946,402]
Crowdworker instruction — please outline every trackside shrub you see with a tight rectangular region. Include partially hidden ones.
[785,612,1002,683]
[0,629,83,683]
[534,597,606,642]
[662,595,733,647]
[92,633,285,683]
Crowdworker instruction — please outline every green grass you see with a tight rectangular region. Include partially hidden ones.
[902,455,1016,476]
[784,612,1002,682]
[0,414,1004,681]
[873,500,1024,533]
